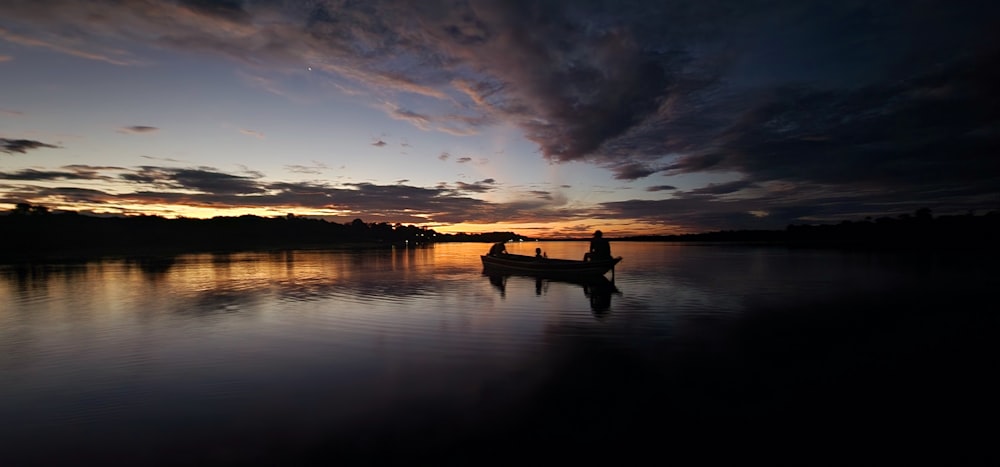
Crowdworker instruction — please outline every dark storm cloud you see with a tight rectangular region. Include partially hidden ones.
[665,50,1000,191]
[3,0,999,226]
[1,138,59,154]
[646,185,676,192]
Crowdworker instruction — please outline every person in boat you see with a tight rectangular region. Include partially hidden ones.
[583,230,612,262]
[488,242,508,256]
[535,247,547,259]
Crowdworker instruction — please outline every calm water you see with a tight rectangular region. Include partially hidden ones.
[2,242,997,464]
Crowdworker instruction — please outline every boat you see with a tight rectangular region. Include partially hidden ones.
[480,253,622,277]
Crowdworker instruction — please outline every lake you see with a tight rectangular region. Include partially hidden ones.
[2,242,997,465]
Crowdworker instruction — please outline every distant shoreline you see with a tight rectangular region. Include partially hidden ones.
[3,206,997,262]
[4,236,996,265]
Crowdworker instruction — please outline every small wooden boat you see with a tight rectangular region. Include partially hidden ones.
[481,253,622,277]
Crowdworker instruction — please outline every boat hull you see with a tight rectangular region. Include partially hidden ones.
[481,254,622,277]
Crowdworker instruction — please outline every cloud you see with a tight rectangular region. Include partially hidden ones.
[119,166,265,195]
[646,185,676,192]
[0,169,85,181]
[385,104,432,129]
[438,152,450,161]
[141,155,185,163]
[0,108,24,116]
[610,163,661,181]
[118,125,159,134]
[1,138,60,154]
[0,165,115,181]
[456,157,472,164]
[285,162,328,174]
[2,1,998,227]
[454,178,497,193]
[0,26,137,66]
[239,128,264,139]
[2,164,599,227]
[660,49,1000,200]
[687,180,756,196]
[0,55,11,62]
[371,139,387,147]
[177,0,250,23]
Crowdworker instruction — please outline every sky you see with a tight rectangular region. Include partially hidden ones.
[1,0,998,238]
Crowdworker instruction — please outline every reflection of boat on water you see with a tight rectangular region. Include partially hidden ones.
[484,272,622,315]
[481,253,623,278]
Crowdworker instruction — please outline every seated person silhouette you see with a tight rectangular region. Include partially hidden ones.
[535,247,547,258]
[583,230,611,261]
[488,242,507,256]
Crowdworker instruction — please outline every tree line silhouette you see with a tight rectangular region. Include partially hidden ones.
[3,203,997,259]
[783,208,999,249]
[0,203,527,259]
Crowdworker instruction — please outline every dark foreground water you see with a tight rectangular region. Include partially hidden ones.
[2,242,998,465]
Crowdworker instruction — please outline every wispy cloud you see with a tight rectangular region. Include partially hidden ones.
[0,26,137,66]
[0,55,11,62]
[239,128,264,139]
[285,162,328,175]
[140,155,185,163]
[118,125,159,134]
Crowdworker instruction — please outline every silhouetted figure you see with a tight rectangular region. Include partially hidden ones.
[488,242,507,256]
[535,247,547,258]
[583,230,611,261]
